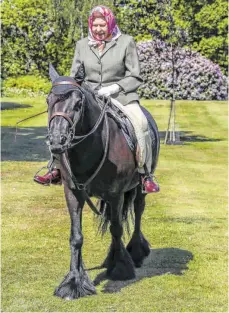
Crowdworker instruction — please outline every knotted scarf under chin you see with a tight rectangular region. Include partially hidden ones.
[97,41,106,54]
[88,34,112,55]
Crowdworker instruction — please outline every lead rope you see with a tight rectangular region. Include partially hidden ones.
[14,110,47,142]
[62,113,110,216]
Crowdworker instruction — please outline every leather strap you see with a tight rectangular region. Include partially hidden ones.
[62,152,102,216]
[49,112,74,127]
[52,81,81,87]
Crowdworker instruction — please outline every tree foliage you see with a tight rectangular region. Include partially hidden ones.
[114,0,228,74]
[1,0,114,79]
[1,0,228,80]
[1,0,50,78]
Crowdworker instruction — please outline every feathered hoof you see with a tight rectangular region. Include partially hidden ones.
[126,232,150,268]
[107,259,136,281]
[54,270,96,300]
[106,243,136,281]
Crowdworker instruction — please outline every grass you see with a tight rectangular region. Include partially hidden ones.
[1,96,228,312]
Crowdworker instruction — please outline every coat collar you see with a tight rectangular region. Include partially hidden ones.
[100,40,117,58]
[89,40,117,59]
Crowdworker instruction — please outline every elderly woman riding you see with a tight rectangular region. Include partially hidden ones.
[34,5,159,193]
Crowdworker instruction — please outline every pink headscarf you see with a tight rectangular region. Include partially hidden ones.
[88,6,121,48]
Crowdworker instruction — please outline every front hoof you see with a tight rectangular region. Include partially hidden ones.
[107,260,136,281]
[54,270,96,300]
[127,232,150,267]
[106,247,136,281]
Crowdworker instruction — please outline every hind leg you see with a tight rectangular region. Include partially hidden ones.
[126,185,150,267]
[103,194,135,280]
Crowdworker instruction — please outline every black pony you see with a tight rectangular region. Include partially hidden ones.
[47,65,160,300]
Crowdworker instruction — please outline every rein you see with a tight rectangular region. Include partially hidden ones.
[63,112,110,191]
[62,112,109,216]
[49,80,110,215]
[70,96,109,147]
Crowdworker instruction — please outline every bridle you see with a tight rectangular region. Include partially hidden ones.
[48,80,109,149]
[48,80,110,215]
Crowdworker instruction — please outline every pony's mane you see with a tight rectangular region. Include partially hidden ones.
[81,82,100,107]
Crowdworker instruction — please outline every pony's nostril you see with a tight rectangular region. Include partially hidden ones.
[48,135,53,145]
[60,134,67,144]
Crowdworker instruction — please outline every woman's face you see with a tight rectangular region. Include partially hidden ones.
[92,17,108,40]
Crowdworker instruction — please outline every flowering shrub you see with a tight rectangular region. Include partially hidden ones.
[2,87,47,98]
[2,75,51,97]
[137,40,228,100]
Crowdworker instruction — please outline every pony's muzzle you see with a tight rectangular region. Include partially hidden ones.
[50,144,66,154]
[48,133,68,154]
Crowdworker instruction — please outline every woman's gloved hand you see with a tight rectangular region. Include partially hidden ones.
[98,84,121,97]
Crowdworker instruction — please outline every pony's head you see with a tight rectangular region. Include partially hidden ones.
[47,65,85,154]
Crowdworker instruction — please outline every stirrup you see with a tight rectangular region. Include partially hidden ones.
[34,165,50,177]
[33,166,52,185]
[141,174,160,194]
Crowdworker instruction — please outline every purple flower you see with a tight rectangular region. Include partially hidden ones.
[137,39,228,100]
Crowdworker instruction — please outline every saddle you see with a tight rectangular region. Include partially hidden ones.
[50,72,159,174]
[97,97,160,173]
[105,100,137,152]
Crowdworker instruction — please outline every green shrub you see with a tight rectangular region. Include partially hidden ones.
[3,75,52,96]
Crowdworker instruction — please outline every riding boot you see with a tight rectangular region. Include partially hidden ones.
[141,175,160,193]
[140,164,159,193]
[33,155,62,186]
[34,168,62,186]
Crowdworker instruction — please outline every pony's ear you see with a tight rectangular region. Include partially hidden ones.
[49,63,59,82]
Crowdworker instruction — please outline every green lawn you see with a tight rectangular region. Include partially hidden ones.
[1,96,228,312]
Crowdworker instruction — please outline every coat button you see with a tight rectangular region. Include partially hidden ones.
[98,60,101,64]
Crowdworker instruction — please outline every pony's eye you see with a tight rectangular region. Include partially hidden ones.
[74,101,82,112]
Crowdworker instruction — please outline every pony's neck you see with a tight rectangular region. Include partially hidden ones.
[68,91,104,175]
[81,92,102,133]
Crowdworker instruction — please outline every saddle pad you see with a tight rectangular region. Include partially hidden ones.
[104,100,137,152]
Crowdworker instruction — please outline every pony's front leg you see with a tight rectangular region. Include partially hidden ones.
[54,185,96,300]
[126,185,150,267]
[104,194,135,280]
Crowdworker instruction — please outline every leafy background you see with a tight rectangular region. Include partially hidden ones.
[1,0,228,100]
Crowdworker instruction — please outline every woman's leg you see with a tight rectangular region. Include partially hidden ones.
[111,99,159,193]
[111,99,152,173]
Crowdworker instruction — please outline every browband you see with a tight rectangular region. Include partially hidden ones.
[52,81,81,87]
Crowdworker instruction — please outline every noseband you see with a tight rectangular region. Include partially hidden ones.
[49,112,75,128]
[48,80,85,144]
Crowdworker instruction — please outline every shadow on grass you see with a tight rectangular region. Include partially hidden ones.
[91,247,193,293]
[1,102,32,110]
[159,131,222,142]
[2,125,222,162]
[1,126,49,161]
